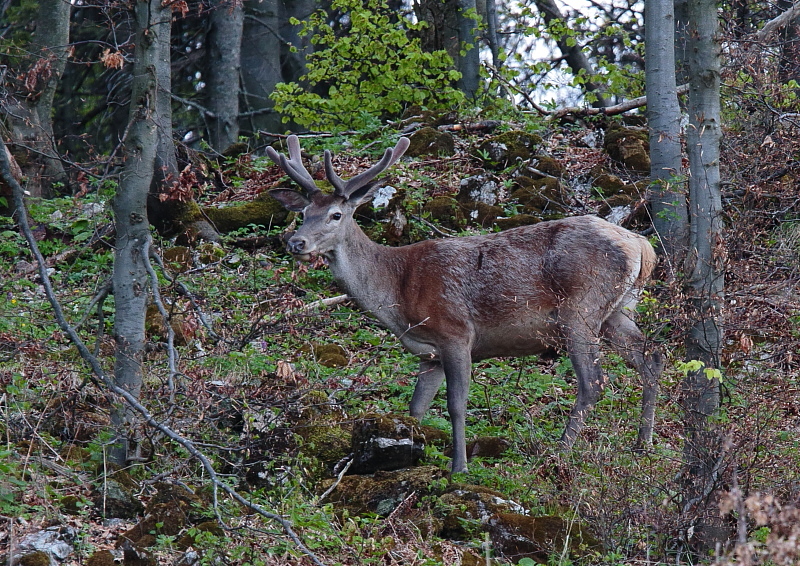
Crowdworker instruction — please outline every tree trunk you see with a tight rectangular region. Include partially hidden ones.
[240,0,283,136]
[457,0,480,98]
[207,0,244,152]
[645,0,688,266]
[532,0,609,107]
[673,0,690,86]
[485,0,500,68]
[143,2,202,240]
[1,0,71,198]
[682,0,727,552]
[109,0,164,466]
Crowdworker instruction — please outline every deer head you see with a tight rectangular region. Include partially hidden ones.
[267,136,410,260]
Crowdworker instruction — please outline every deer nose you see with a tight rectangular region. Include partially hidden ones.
[287,236,307,255]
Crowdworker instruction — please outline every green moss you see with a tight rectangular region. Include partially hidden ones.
[163,246,192,273]
[489,513,602,562]
[297,424,351,472]
[86,550,116,566]
[422,196,463,229]
[202,192,289,234]
[303,343,349,368]
[459,201,503,228]
[603,123,650,172]
[532,155,564,177]
[406,127,455,157]
[511,176,565,214]
[60,494,85,515]
[18,551,51,566]
[323,465,447,516]
[476,130,543,169]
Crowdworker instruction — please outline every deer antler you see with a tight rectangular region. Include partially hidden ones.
[325,137,410,197]
[266,136,321,196]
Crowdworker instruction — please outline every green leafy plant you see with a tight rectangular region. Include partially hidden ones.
[271,0,464,131]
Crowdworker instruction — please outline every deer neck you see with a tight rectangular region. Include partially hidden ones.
[325,220,400,314]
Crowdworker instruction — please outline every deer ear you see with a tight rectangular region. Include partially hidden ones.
[346,182,381,208]
[270,189,310,212]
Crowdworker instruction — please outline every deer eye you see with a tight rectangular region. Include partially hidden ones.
[331,212,342,221]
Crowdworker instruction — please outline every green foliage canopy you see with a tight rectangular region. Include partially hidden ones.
[271,0,465,131]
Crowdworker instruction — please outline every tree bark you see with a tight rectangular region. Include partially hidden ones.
[109,0,164,466]
[682,0,727,552]
[457,0,480,98]
[1,0,71,198]
[485,0,500,68]
[645,0,688,267]
[207,0,244,152]
[240,0,283,136]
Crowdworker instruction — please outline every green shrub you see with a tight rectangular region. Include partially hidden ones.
[271,0,464,131]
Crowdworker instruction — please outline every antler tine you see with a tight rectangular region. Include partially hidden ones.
[324,149,346,195]
[265,135,321,196]
[329,137,411,197]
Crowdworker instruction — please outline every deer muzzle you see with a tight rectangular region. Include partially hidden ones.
[286,235,312,261]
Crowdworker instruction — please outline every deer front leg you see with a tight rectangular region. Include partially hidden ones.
[409,359,445,420]
[439,346,473,473]
[560,331,604,450]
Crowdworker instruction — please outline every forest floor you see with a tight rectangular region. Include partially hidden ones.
[1,118,799,565]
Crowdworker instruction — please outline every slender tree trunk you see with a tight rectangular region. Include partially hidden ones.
[457,0,480,98]
[485,0,500,68]
[1,0,71,198]
[645,0,688,267]
[674,0,690,86]
[207,0,243,152]
[240,0,282,136]
[682,0,727,552]
[109,0,164,466]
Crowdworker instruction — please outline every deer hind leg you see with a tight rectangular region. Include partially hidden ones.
[560,326,605,450]
[410,359,445,420]
[601,309,663,449]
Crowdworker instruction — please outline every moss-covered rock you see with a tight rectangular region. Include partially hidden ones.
[603,123,650,172]
[475,131,543,169]
[144,303,192,346]
[459,201,504,228]
[323,465,448,516]
[530,155,565,178]
[86,550,118,566]
[350,413,427,474]
[487,513,602,564]
[302,343,349,368]
[162,246,193,273]
[118,482,207,551]
[60,494,87,515]
[511,176,567,216]
[406,127,455,157]
[296,423,352,474]
[92,476,144,520]
[437,485,520,540]
[422,196,463,230]
[17,551,52,566]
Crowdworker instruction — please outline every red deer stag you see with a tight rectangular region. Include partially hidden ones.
[268,135,663,473]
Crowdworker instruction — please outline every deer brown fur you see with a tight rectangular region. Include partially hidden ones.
[268,135,663,473]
